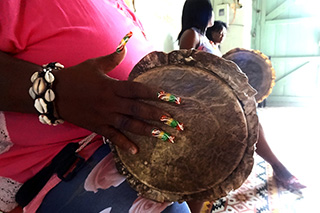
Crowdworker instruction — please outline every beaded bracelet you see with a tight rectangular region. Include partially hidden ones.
[29,62,64,126]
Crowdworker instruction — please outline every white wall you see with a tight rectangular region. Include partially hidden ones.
[134,0,185,52]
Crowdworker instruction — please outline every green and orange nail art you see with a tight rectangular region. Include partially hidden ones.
[116,31,133,53]
[151,128,175,144]
[160,115,184,131]
[157,91,181,105]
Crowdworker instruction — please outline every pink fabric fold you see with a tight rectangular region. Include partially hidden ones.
[23,175,61,213]
[129,197,171,213]
[23,140,102,212]
[84,153,126,193]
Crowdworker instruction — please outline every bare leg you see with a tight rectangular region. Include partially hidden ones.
[187,201,204,213]
[255,122,306,191]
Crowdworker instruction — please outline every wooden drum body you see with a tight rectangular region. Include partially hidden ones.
[223,48,276,103]
[110,49,259,202]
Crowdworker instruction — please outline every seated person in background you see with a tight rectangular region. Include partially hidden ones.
[178,0,306,211]
[205,20,228,57]
[206,20,306,193]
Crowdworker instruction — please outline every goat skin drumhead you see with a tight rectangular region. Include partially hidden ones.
[109,49,259,202]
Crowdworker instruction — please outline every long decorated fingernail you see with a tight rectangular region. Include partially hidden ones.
[160,115,184,131]
[151,128,175,144]
[116,31,133,53]
[157,91,181,104]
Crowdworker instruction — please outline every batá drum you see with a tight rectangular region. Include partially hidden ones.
[110,49,259,203]
[222,48,276,103]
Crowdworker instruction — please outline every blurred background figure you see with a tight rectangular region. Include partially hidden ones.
[206,20,228,57]
[178,1,306,212]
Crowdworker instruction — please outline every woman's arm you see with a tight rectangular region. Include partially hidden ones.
[179,29,199,50]
[0,51,40,113]
[0,49,173,154]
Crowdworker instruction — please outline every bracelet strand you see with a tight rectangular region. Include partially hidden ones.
[29,62,64,126]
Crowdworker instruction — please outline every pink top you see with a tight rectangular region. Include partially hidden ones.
[0,0,154,211]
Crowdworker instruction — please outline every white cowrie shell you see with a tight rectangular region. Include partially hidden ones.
[55,62,64,69]
[32,77,46,95]
[44,71,55,83]
[39,115,52,125]
[34,98,47,114]
[39,115,47,124]
[29,87,36,99]
[44,89,55,102]
[53,119,64,126]
[30,72,39,83]
[184,56,195,62]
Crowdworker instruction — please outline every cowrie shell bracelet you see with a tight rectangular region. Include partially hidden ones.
[29,62,64,126]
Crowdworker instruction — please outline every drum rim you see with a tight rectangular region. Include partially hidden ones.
[222,48,276,103]
[110,49,259,202]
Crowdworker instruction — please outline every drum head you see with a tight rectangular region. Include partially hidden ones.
[223,48,276,103]
[110,50,259,202]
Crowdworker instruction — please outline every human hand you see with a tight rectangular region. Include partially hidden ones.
[53,48,179,154]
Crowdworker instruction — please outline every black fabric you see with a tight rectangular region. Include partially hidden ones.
[15,143,85,207]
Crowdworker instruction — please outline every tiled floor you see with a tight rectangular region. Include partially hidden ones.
[257,106,319,213]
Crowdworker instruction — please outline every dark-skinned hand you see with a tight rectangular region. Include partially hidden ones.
[53,48,171,155]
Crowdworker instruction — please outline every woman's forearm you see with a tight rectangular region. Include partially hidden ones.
[0,51,40,113]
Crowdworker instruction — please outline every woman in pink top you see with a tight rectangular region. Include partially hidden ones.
[0,0,190,212]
